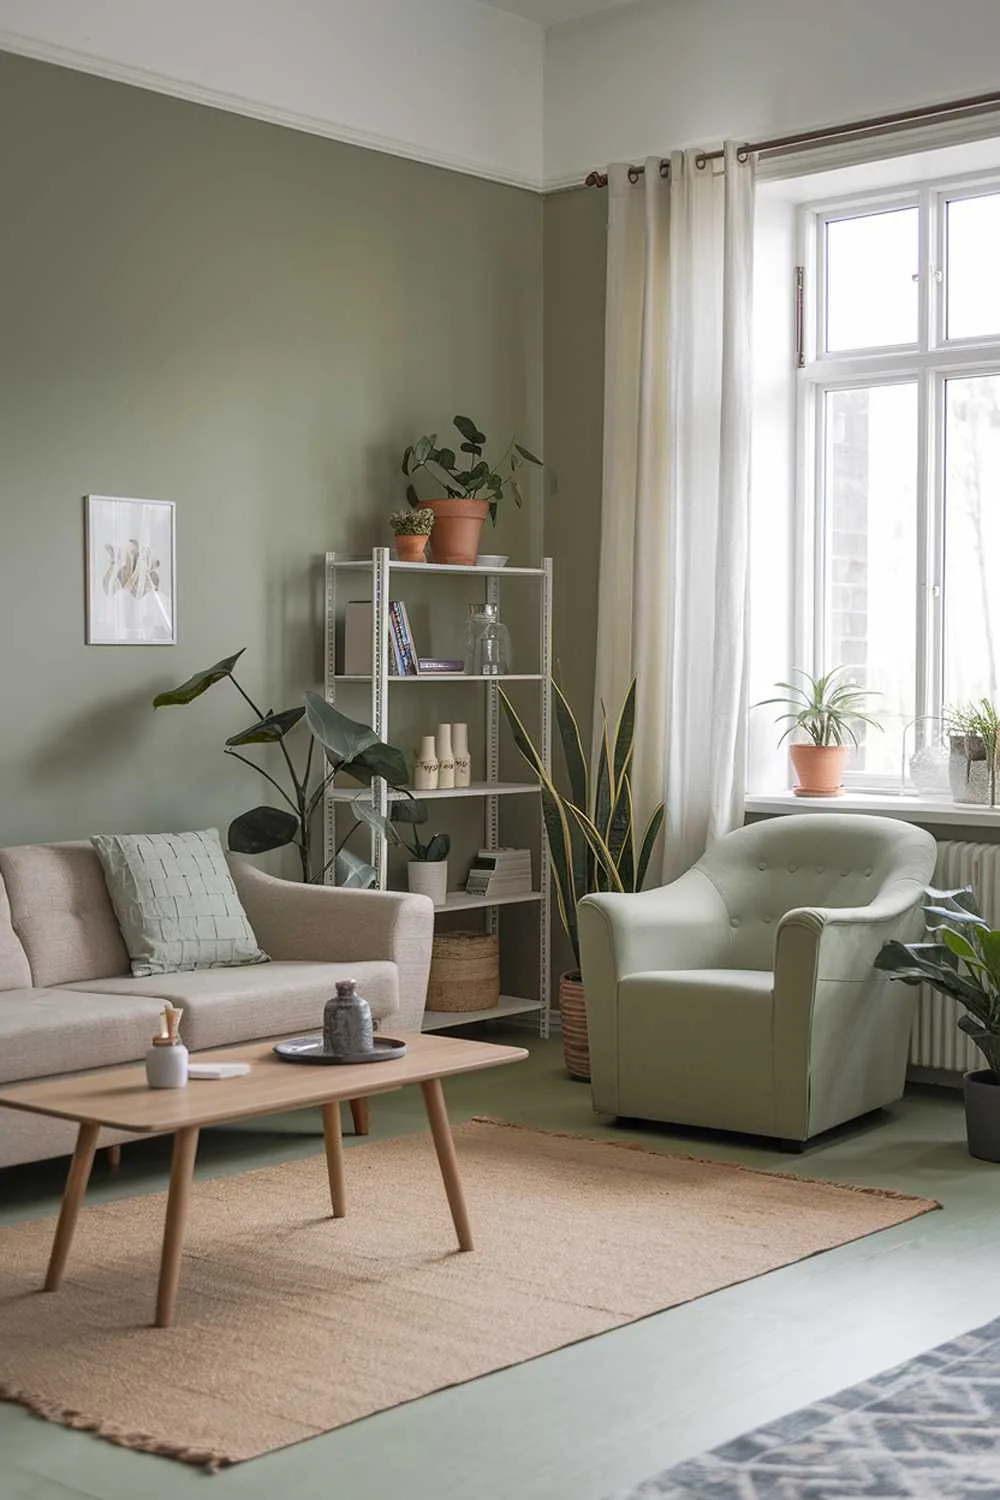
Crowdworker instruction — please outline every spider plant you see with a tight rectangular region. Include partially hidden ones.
[945,699,1000,805]
[757,667,881,747]
[499,679,664,974]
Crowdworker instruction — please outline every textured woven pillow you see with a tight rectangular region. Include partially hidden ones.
[91,829,268,977]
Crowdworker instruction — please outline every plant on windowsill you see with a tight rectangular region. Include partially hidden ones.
[756,667,881,797]
[876,885,1000,1161]
[945,700,1000,806]
[499,679,665,1082]
[401,415,542,566]
[153,650,408,887]
[388,507,433,564]
[390,801,450,907]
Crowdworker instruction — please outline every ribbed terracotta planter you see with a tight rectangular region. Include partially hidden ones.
[422,499,489,566]
[559,971,590,1082]
[790,743,848,797]
[393,533,428,563]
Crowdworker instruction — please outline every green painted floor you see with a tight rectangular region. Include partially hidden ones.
[1,1026,997,1500]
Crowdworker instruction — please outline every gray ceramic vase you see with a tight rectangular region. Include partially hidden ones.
[323,979,374,1058]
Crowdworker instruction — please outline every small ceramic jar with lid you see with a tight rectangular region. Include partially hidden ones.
[146,1004,189,1088]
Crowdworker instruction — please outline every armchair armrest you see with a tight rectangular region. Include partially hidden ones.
[775,880,927,985]
[230,861,434,1031]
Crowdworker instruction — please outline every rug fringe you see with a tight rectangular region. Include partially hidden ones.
[467,1116,942,1210]
[0,1376,232,1471]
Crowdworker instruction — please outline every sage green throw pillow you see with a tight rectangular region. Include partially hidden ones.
[91,829,268,977]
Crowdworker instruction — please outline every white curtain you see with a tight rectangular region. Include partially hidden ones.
[593,143,756,883]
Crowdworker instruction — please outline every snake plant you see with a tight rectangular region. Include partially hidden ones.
[876,886,1000,1075]
[499,679,664,974]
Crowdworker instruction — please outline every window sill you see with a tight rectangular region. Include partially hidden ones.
[745,790,1000,829]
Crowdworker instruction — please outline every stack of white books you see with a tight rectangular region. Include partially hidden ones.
[465,848,533,899]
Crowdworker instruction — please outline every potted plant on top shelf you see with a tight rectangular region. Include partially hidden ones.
[388,507,433,564]
[876,885,1000,1161]
[499,679,664,1082]
[946,699,1000,806]
[757,666,881,797]
[401,414,542,566]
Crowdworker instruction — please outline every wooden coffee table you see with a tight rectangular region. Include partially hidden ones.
[0,1031,527,1328]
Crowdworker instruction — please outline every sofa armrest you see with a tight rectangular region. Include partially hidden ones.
[230,861,434,1032]
[776,879,927,985]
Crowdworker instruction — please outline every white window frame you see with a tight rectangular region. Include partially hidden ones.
[795,168,1000,789]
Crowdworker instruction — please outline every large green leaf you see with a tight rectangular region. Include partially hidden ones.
[513,442,542,466]
[540,782,580,969]
[348,740,410,788]
[390,799,429,826]
[334,849,377,888]
[349,797,397,844]
[566,803,624,894]
[453,414,486,446]
[422,833,451,862]
[594,713,613,843]
[303,692,379,767]
[635,803,664,890]
[611,679,636,793]
[225,707,305,746]
[228,805,299,854]
[153,650,245,707]
[553,681,588,810]
[608,775,635,891]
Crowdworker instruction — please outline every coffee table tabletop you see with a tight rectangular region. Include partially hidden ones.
[1,1031,529,1327]
[0,1031,527,1131]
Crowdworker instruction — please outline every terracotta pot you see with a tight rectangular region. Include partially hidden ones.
[559,971,590,1081]
[393,533,428,563]
[422,499,489,566]
[789,743,848,797]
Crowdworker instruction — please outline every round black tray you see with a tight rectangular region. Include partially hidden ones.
[272,1034,407,1065]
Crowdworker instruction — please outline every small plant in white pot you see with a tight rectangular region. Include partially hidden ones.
[877,886,1000,1162]
[945,700,1000,806]
[757,667,880,796]
[391,801,450,907]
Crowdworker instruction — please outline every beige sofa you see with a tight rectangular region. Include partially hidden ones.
[0,842,434,1169]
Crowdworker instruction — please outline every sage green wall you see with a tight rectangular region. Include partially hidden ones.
[0,51,542,847]
[542,186,606,751]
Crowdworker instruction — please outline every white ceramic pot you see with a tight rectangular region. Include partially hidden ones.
[436,723,455,788]
[146,1042,189,1088]
[452,722,471,787]
[407,860,448,907]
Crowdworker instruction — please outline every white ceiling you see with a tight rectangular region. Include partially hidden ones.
[479,0,632,26]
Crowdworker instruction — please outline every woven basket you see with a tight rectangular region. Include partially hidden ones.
[559,972,590,1081]
[427,930,500,1013]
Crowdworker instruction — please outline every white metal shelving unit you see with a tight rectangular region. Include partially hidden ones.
[324,548,552,1036]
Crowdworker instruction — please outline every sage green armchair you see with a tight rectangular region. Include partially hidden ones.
[578,814,936,1148]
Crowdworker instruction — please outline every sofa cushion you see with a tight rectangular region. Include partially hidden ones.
[0,843,129,986]
[59,960,399,1051]
[0,879,31,991]
[0,988,166,1086]
[91,829,268,976]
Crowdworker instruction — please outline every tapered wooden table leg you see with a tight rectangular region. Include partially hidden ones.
[44,1120,101,1292]
[155,1126,199,1328]
[322,1101,346,1218]
[421,1078,473,1251]
[349,1097,370,1136]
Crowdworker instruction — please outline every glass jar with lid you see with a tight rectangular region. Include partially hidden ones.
[465,603,512,676]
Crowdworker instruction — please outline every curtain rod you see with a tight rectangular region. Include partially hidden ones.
[583,87,1000,187]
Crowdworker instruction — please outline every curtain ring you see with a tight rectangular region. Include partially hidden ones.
[627,164,642,184]
[694,152,709,170]
[737,146,752,164]
[658,158,670,179]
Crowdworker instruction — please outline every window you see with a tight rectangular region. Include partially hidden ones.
[799,179,1000,785]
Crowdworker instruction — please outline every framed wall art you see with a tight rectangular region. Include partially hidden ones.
[85,495,176,645]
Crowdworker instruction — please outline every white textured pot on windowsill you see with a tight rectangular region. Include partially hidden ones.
[407,860,448,907]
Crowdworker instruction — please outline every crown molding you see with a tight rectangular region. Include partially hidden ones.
[0,28,545,194]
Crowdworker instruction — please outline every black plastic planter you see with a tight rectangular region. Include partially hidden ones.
[964,1069,1000,1161]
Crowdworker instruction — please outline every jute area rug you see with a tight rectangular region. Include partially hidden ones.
[0,1119,938,1470]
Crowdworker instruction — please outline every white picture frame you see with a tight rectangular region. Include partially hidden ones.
[85,495,176,645]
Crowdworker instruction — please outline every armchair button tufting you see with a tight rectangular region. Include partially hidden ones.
[758,861,767,871]
[730,917,741,927]
[841,869,850,877]
[788,864,798,873]
[816,865,825,874]
[865,866,873,876]
[763,915,773,924]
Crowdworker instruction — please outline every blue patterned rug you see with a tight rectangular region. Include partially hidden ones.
[613,1317,1000,1498]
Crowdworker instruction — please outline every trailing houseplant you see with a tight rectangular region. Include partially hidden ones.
[401,415,542,565]
[945,700,1000,806]
[876,885,1000,1161]
[390,801,450,906]
[388,507,433,564]
[153,649,408,887]
[499,678,664,1081]
[757,666,881,796]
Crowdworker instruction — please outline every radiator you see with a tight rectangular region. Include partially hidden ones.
[908,840,1000,1074]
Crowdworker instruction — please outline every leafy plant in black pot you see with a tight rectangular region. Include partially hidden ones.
[153,649,408,887]
[876,886,1000,1161]
[390,800,450,907]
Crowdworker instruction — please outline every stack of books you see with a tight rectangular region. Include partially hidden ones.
[343,601,420,676]
[465,848,533,899]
